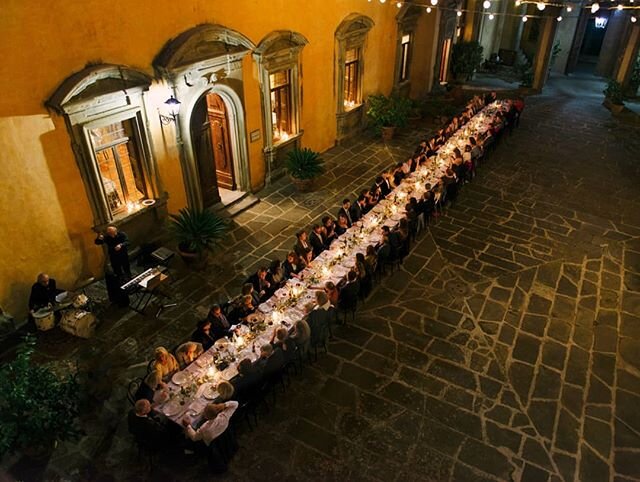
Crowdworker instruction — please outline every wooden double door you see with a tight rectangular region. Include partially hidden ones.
[191,93,236,207]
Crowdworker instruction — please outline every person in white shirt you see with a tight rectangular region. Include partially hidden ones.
[183,401,238,446]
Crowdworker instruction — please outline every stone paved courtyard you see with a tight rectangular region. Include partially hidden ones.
[6,71,640,482]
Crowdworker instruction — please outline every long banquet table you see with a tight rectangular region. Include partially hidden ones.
[155,100,511,425]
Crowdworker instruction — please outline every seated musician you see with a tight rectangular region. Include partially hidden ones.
[28,273,64,314]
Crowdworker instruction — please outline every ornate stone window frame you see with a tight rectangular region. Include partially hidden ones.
[154,24,255,208]
[394,5,422,92]
[46,64,161,228]
[335,14,374,143]
[254,31,309,183]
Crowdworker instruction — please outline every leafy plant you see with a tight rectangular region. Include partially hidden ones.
[550,43,562,68]
[604,79,624,105]
[0,336,81,458]
[450,41,484,81]
[285,147,325,180]
[366,94,412,132]
[515,59,534,88]
[169,208,228,254]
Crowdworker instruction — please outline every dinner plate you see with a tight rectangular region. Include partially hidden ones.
[162,400,182,417]
[258,303,273,313]
[172,371,190,385]
[202,383,219,400]
[195,354,212,368]
[142,199,156,207]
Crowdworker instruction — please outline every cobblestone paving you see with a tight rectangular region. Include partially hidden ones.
[10,73,640,482]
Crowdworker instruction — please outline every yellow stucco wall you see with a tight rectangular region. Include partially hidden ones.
[0,0,437,318]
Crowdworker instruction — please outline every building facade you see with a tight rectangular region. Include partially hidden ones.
[0,0,448,317]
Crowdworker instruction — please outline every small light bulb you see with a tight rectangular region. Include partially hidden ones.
[522,15,528,22]
[426,6,432,12]
[431,0,438,5]
[397,1,402,6]
[567,5,572,11]
[489,13,495,19]
[483,0,491,8]
[537,1,546,9]
[379,0,386,3]
[457,9,463,16]
[591,3,600,13]
[557,15,563,21]
[617,3,623,9]
[515,0,522,6]
[632,15,638,22]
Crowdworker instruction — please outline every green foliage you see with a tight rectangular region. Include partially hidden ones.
[169,208,229,254]
[550,43,562,68]
[450,41,484,81]
[604,79,624,105]
[0,336,81,458]
[366,94,412,132]
[515,59,534,88]
[285,147,325,180]
[629,56,640,95]
[420,98,460,119]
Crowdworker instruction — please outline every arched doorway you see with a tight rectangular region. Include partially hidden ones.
[191,92,239,207]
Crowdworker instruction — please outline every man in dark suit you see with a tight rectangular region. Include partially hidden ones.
[375,176,392,198]
[232,358,262,402]
[128,399,172,450]
[307,290,334,341]
[338,270,360,318]
[350,195,366,223]
[309,224,325,257]
[95,225,131,279]
[253,344,285,378]
[28,273,64,312]
[294,231,311,258]
[207,304,233,339]
[337,199,353,227]
[246,267,272,301]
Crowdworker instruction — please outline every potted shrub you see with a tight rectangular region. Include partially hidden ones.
[366,94,412,141]
[169,208,228,267]
[0,336,81,460]
[450,41,484,82]
[603,79,625,114]
[286,147,325,192]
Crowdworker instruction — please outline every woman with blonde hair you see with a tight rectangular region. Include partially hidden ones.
[153,346,179,380]
[216,380,235,402]
[175,341,204,369]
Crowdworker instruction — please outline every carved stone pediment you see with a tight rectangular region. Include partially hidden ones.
[154,24,256,74]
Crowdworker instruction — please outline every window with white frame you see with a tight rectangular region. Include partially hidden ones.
[344,48,360,109]
[399,34,411,82]
[269,70,293,142]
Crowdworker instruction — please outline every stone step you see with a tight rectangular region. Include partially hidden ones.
[214,193,260,218]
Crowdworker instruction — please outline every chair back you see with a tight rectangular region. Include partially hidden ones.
[127,378,143,406]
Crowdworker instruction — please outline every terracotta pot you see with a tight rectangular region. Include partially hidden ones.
[603,98,624,114]
[381,126,396,142]
[290,176,314,192]
[177,246,208,270]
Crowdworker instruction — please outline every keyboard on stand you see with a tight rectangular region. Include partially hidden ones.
[119,266,170,314]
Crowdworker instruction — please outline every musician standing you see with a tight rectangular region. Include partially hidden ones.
[28,273,63,313]
[95,225,132,279]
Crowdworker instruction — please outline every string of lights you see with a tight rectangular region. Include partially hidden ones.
[367,0,639,22]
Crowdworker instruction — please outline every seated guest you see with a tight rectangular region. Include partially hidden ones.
[338,270,360,314]
[215,381,235,402]
[283,251,303,279]
[175,341,204,368]
[338,199,353,227]
[365,245,378,275]
[152,347,179,381]
[191,319,216,350]
[365,188,379,212]
[294,230,311,258]
[355,253,367,281]
[246,267,272,302]
[392,163,406,186]
[134,369,167,404]
[207,304,234,338]
[240,282,259,307]
[232,358,261,402]
[29,273,64,313]
[271,327,296,363]
[377,234,392,267]
[335,213,350,236]
[322,216,338,247]
[307,290,334,342]
[309,224,326,257]
[299,248,314,270]
[128,399,172,450]
[182,401,238,447]
[253,344,285,378]
[228,295,255,323]
[469,137,482,161]
[350,195,366,223]
[267,259,285,288]
[375,175,392,198]
[442,168,458,204]
[290,319,311,357]
[324,281,340,306]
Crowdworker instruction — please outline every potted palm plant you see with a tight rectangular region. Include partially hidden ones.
[169,208,228,267]
[0,336,81,461]
[286,147,325,192]
[366,94,412,141]
[603,79,625,114]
